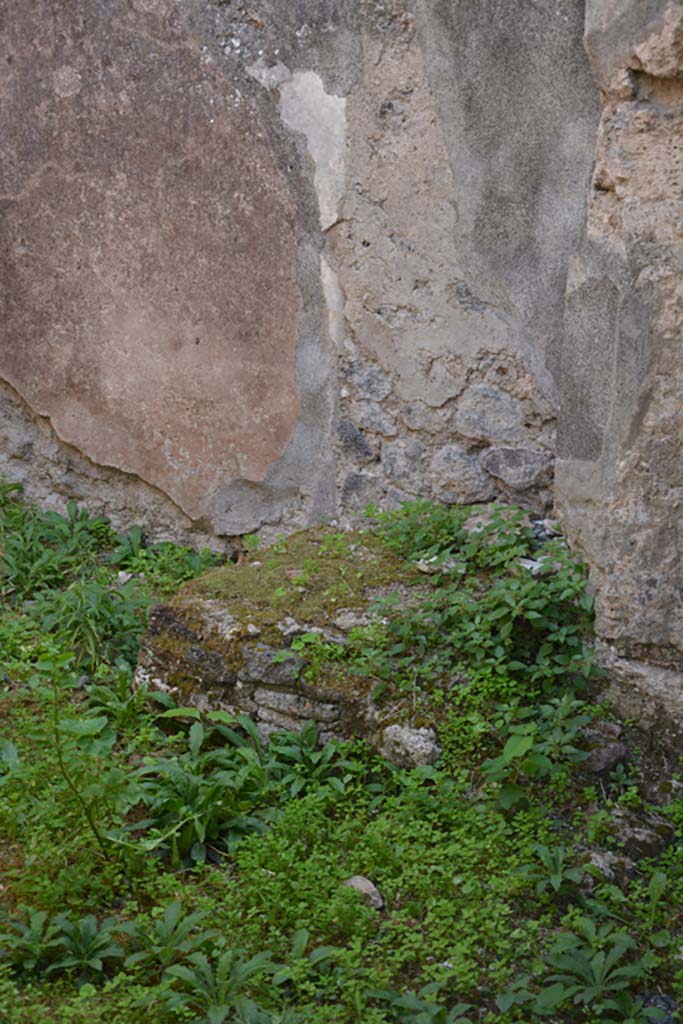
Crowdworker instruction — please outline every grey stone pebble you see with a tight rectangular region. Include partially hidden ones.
[343,875,383,910]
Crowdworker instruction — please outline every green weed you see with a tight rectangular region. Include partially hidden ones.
[0,489,680,1023]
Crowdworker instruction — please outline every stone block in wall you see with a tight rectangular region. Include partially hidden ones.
[479,447,553,493]
[429,445,496,504]
[451,386,529,446]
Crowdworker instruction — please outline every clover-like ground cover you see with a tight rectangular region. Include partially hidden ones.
[0,482,682,1024]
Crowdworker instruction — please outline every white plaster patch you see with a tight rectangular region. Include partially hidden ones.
[320,255,346,348]
[278,71,346,231]
[246,63,347,344]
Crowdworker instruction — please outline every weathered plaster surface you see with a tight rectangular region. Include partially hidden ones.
[556,1,683,694]
[0,2,305,523]
[0,0,600,541]
[328,0,598,514]
[0,376,221,549]
[0,0,337,540]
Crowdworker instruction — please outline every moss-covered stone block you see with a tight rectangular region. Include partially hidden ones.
[136,525,421,743]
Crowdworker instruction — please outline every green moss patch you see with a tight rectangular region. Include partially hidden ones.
[184,526,419,637]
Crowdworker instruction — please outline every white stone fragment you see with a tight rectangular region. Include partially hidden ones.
[379,725,441,769]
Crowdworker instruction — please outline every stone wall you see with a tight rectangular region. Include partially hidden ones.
[0,0,597,542]
[1,2,680,707]
[556,0,683,709]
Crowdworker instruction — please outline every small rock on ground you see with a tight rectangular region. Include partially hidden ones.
[343,875,383,909]
[641,994,678,1024]
[582,849,636,886]
[379,725,441,769]
[585,739,628,773]
[611,806,676,860]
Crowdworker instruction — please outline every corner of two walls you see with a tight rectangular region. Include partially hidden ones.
[1,0,680,715]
